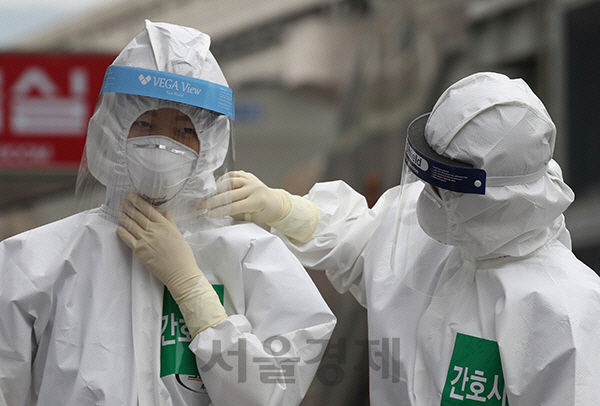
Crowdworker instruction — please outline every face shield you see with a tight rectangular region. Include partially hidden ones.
[76,65,235,218]
[389,113,487,297]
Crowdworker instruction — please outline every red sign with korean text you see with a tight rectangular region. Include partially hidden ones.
[0,53,115,170]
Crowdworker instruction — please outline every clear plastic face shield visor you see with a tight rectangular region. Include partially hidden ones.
[390,114,487,297]
[76,66,235,217]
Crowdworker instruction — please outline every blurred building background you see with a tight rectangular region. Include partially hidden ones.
[1,0,599,404]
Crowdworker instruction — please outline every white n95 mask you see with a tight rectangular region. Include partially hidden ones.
[416,183,452,245]
[126,135,198,206]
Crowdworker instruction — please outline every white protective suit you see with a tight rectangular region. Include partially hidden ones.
[0,21,335,406]
[273,73,600,405]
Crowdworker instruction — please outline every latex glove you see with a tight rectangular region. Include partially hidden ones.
[201,170,287,224]
[201,170,319,241]
[117,193,227,336]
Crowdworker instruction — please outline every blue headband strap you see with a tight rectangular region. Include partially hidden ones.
[100,65,234,119]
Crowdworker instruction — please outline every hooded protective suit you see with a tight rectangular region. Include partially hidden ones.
[0,21,335,406]
[272,73,600,405]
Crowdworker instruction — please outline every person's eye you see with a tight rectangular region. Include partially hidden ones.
[177,127,197,137]
[132,120,151,130]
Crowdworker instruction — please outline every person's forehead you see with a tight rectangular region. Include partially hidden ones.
[142,108,191,120]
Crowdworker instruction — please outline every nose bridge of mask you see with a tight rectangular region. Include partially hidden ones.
[131,135,198,159]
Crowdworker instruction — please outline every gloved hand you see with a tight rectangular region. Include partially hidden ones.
[201,170,319,241]
[117,193,227,336]
[201,170,288,224]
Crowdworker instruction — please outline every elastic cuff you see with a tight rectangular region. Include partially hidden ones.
[177,280,228,338]
[271,188,292,223]
[268,193,318,241]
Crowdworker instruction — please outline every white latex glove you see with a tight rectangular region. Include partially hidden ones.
[201,170,319,241]
[117,193,227,336]
[201,170,287,224]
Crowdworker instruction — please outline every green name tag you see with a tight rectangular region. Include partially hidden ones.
[441,333,508,405]
[160,285,224,377]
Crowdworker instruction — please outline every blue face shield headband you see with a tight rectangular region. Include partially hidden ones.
[405,114,486,195]
[100,65,235,120]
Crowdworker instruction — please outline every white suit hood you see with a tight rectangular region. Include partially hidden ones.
[418,72,574,259]
[82,20,233,219]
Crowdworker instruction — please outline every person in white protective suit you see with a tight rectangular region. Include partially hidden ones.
[0,20,336,406]
[202,72,600,405]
